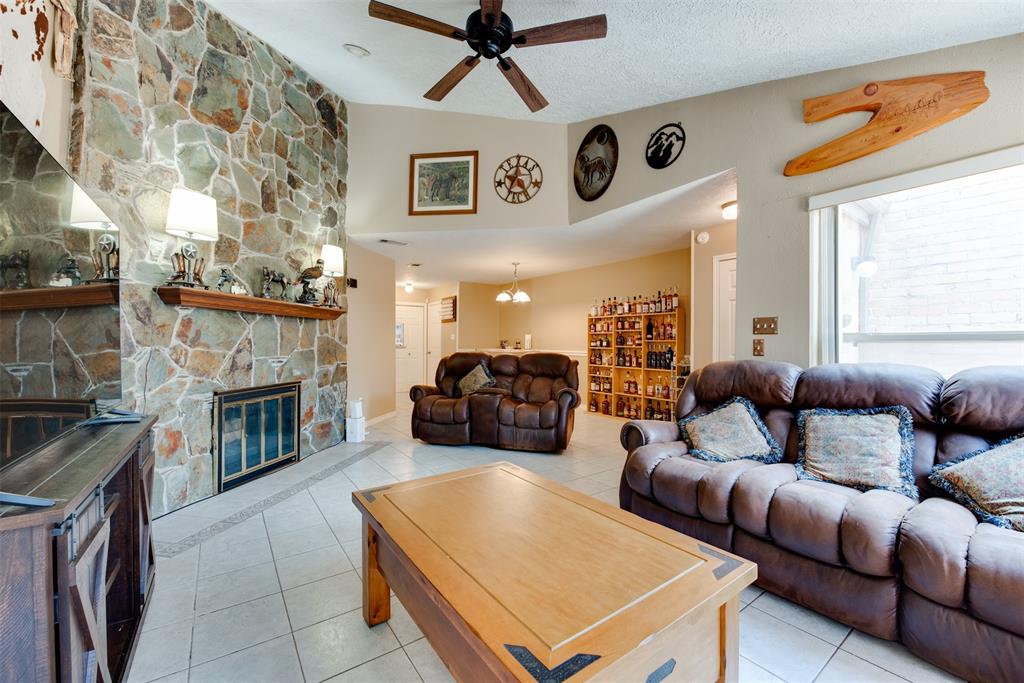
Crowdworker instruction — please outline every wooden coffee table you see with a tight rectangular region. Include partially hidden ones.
[352,462,755,682]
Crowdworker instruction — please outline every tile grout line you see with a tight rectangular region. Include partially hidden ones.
[262,511,310,683]
[156,442,389,558]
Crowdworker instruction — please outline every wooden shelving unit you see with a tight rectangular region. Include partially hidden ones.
[586,305,687,422]
[0,282,119,312]
[154,286,344,320]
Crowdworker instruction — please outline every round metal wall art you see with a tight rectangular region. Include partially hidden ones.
[645,122,686,169]
[573,124,618,202]
[494,154,543,204]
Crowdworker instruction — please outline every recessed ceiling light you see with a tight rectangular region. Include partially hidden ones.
[344,44,371,58]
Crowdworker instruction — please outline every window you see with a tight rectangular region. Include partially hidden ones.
[812,151,1024,376]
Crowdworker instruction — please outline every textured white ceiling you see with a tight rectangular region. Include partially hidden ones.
[351,169,736,289]
[208,0,1024,123]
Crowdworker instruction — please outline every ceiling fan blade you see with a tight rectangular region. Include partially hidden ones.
[368,1,467,41]
[480,0,503,26]
[424,56,480,101]
[497,58,548,113]
[512,15,607,47]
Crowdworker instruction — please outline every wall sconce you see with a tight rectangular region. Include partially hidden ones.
[164,188,218,288]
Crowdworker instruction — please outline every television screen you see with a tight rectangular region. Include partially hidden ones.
[0,99,122,467]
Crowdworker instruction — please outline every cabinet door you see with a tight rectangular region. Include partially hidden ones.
[58,516,113,683]
[137,444,156,602]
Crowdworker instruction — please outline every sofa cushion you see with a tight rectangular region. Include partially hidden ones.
[732,463,799,539]
[678,397,782,464]
[415,395,470,424]
[796,406,918,499]
[498,398,558,429]
[930,434,1024,532]
[940,365,1024,434]
[457,363,496,396]
[793,363,943,425]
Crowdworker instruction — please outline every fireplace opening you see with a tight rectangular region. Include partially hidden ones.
[213,382,300,493]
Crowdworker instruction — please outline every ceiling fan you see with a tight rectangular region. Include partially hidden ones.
[367,0,608,113]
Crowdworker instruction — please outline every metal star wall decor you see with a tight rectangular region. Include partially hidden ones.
[494,154,543,204]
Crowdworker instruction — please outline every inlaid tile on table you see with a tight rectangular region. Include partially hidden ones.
[404,637,455,683]
[276,543,353,590]
[816,650,908,683]
[188,634,304,683]
[194,560,281,615]
[325,649,422,683]
[841,630,964,682]
[190,593,291,665]
[126,619,193,683]
[293,609,401,682]
[269,521,339,559]
[283,570,363,630]
[739,606,836,683]
[749,591,851,645]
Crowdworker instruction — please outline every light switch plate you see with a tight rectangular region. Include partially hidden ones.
[752,339,765,356]
[753,317,779,335]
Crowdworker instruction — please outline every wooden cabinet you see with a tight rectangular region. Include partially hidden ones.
[0,419,156,683]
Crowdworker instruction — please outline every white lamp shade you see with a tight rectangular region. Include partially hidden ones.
[512,290,531,303]
[70,185,116,230]
[166,188,219,241]
[320,244,345,276]
[495,290,513,302]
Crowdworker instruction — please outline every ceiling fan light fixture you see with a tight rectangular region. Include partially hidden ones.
[344,43,371,58]
[512,290,531,303]
[495,290,513,302]
[496,262,530,303]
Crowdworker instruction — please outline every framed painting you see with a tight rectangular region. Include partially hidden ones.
[409,151,478,216]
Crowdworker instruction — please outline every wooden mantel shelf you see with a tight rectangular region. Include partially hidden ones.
[154,286,344,320]
[0,282,119,312]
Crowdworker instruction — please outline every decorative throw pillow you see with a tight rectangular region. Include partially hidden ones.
[929,435,1024,532]
[457,363,496,396]
[796,406,917,499]
[678,396,782,464]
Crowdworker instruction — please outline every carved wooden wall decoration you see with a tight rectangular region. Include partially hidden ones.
[784,71,989,177]
[52,0,78,80]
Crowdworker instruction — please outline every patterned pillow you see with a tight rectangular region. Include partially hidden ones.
[796,406,917,499]
[678,397,782,464]
[929,435,1024,532]
[457,363,496,396]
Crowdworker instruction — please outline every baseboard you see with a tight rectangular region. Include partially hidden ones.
[366,411,396,426]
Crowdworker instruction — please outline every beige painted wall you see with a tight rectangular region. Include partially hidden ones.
[691,222,737,368]
[347,103,568,235]
[0,0,72,165]
[348,242,397,420]
[497,249,691,352]
[567,35,1024,366]
[456,281,502,350]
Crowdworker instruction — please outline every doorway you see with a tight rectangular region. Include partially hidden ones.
[713,254,737,361]
[395,303,426,398]
[427,300,443,382]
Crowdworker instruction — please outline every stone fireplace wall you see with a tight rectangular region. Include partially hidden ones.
[69,0,349,515]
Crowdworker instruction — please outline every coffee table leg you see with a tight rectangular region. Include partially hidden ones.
[720,595,740,683]
[363,519,391,626]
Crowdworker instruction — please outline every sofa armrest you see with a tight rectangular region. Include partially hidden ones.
[410,385,440,402]
[556,387,580,410]
[620,420,681,452]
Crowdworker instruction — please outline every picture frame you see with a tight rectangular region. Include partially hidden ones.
[409,151,479,216]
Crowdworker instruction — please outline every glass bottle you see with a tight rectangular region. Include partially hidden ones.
[646,377,654,397]
[616,397,625,417]
[589,396,598,412]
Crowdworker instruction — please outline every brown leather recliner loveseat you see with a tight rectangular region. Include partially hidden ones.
[410,352,580,451]
[619,360,1024,683]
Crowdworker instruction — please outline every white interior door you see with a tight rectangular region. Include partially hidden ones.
[714,255,737,361]
[396,303,426,393]
[427,301,443,382]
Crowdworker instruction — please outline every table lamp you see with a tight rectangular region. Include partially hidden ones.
[319,244,344,307]
[70,185,120,282]
[164,188,218,287]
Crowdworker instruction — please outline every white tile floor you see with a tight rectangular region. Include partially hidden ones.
[132,406,962,683]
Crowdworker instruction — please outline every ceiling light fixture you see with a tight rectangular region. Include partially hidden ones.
[403,282,414,293]
[496,262,530,304]
[721,201,738,220]
[344,43,371,58]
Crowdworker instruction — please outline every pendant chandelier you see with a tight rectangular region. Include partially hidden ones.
[496,262,531,303]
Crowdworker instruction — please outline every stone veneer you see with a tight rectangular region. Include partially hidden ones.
[0,106,121,403]
[68,0,349,515]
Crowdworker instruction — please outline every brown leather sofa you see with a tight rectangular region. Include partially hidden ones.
[410,352,580,451]
[619,360,1024,683]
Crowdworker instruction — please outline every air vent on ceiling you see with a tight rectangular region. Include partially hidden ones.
[408,263,421,267]
[378,239,409,246]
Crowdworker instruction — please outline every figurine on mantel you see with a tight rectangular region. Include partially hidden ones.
[49,256,82,287]
[0,249,31,289]
[293,258,324,305]
[215,268,248,295]
[261,266,290,300]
